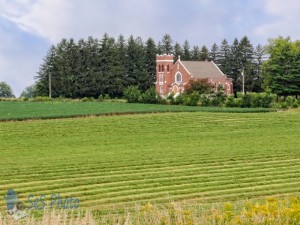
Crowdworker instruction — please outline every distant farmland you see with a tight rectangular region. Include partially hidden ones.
[0,101,274,121]
[0,110,299,215]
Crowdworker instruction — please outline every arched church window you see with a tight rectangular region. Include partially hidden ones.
[176,72,182,83]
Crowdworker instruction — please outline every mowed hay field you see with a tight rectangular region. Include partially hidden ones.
[0,110,299,215]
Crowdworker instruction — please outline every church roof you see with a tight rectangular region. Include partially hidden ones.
[180,60,226,79]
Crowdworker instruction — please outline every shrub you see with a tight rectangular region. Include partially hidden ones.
[225,95,243,108]
[234,98,243,107]
[286,96,295,106]
[174,93,185,105]
[104,94,110,100]
[98,95,104,101]
[124,86,142,103]
[183,91,200,106]
[167,93,176,105]
[225,96,235,107]
[252,95,263,107]
[199,94,211,106]
[210,96,219,106]
[141,87,158,104]
[261,93,273,108]
[292,102,299,108]
[156,95,167,105]
[241,94,253,108]
[33,96,52,102]
[184,79,214,95]
[280,102,288,109]
[210,91,227,107]
[81,97,89,102]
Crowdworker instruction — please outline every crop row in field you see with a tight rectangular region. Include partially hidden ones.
[0,111,299,215]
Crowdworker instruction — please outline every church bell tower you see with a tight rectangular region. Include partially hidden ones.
[155,54,174,96]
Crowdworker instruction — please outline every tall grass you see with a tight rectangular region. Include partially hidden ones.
[1,197,300,224]
[0,210,96,225]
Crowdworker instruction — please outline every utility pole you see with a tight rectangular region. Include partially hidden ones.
[241,68,245,95]
[49,72,52,98]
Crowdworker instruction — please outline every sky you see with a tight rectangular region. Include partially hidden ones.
[1,0,300,97]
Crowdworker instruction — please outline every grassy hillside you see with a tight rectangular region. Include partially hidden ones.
[0,110,299,217]
[0,101,275,121]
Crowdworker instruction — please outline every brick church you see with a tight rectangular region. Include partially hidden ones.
[155,54,233,96]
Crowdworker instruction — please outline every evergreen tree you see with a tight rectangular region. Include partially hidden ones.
[116,34,128,94]
[239,36,256,93]
[99,33,124,97]
[160,34,174,54]
[200,45,209,61]
[225,38,242,96]
[77,36,101,98]
[174,42,183,61]
[209,43,219,62]
[191,45,201,61]
[35,45,57,97]
[64,38,81,97]
[126,36,149,91]
[252,44,265,92]
[182,40,191,60]
[54,38,72,97]
[156,41,163,55]
[117,35,127,65]
[218,39,231,75]
[145,38,157,87]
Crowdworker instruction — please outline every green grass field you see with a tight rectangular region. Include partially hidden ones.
[0,101,275,121]
[0,108,299,216]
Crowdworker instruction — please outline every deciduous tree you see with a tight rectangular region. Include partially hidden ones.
[262,37,300,99]
[0,81,15,98]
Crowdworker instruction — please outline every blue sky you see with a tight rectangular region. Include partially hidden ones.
[1,0,300,97]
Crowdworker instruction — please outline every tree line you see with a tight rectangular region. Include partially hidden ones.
[34,33,266,98]
[1,35,298,100]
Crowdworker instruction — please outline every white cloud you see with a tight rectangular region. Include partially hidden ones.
[0,0,37,18]
[254,0,300,41]
[3,0,70,42]
[264,0,300,16]
[2,0,300,47]
[1,0,165,42]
